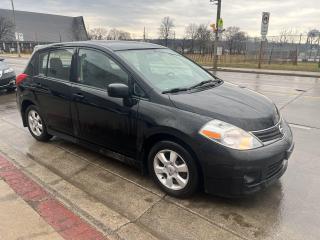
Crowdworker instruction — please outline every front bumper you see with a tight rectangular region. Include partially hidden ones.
[0,72,16,89]
[198,120,294,197]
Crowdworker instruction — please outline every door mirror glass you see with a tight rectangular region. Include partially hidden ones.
[107,83,129,98]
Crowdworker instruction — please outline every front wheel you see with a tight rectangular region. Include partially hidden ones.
[148,141,199,198]
[26,105,52,142]
[6,87,16,93]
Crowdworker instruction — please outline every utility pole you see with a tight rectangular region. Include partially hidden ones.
[10,0,21,57]
[211,0,221,70]
[143,27,146,41]
[317,36,320,69]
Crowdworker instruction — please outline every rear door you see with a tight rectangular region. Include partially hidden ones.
[71,48,139,157]
[33,48,75,135]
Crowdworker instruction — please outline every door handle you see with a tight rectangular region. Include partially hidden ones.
[73,93,85,100]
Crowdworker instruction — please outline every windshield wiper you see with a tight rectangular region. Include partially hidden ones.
[162,79,223,94]
[162,87,190,94]
[189,79,223,90]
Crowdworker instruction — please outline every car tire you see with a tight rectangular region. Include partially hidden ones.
[6,87,16,93]
[25,105,52,142]
[148,140,199,198]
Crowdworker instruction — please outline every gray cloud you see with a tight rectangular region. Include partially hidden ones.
[3,0,320,38]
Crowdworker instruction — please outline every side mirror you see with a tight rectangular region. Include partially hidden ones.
[107,83,129,98]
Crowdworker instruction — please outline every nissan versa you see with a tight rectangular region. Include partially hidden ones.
[16,41,294,197]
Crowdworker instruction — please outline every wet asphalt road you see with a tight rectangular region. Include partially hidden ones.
[0,57,320,240]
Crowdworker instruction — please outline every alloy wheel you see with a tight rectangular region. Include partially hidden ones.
[28,110,43,137]
[153,149,189,190]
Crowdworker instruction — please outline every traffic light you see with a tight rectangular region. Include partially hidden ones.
[210,23,217,32]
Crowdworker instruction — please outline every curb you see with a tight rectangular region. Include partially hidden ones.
[0,55,30,59]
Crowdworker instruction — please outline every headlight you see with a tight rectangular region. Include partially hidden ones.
[199,120,263,150]
[3,68,14,74]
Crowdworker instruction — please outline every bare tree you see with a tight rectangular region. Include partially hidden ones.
[279,28,298,44]
[159,17,174,47]
[185,23,198,53]
[107,28,131,40]
[307,29,320,45]
[195,24,211,54]
[88,28,108,40]
[0,17,14,41]
[223,27,247,54]
[118,31,131,40]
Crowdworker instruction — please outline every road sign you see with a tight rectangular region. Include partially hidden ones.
[15,32,24,41]
[217,47,223,56]
[218,18,223,29]
[261,12,270,39]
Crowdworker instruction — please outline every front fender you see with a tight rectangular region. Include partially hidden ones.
[136,100,211,172]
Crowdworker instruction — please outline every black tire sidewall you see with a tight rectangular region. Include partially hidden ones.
[26,105,52,141]
[148,140,199,198]
[6,87,16,92]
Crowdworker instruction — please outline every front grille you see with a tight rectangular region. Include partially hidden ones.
[251,121,284,144]
[0,76,15,87]
[266,160,283,179]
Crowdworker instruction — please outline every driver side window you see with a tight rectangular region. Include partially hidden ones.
[77,49,128,89]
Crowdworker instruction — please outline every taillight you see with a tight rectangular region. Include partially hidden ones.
[16,73,28,86]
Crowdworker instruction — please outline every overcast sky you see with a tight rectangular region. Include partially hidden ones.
[2,0,320,38]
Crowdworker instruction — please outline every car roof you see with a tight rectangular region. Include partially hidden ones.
[37,40,166,52]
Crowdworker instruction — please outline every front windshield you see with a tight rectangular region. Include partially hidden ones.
[117,49,216,92]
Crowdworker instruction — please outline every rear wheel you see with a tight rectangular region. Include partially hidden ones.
[26,105,52,141]
[148,141,199,198]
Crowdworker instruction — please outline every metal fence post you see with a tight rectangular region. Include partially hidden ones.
[258,39,263,69]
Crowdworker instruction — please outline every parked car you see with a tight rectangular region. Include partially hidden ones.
[0,58,16,92]
[16,41,294,197]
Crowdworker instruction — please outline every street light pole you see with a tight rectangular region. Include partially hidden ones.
[10,0,21,57]
[212,0,221,70]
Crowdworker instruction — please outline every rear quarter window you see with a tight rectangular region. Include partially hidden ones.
[38,51,49,76]
[47,48,74,81]
[25,55,36,76]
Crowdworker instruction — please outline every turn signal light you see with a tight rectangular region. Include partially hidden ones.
[201,130,221,139]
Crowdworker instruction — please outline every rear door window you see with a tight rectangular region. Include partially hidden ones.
[47,48,74,81]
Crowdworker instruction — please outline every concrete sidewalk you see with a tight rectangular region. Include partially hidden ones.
[205,66,320,78]
[0,179,64,240]
[0,154,108,240]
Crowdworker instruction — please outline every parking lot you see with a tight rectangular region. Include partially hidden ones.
[1,57,320,240]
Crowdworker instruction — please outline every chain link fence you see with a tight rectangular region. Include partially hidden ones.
[152,35,320,71]
[1,34,319,71]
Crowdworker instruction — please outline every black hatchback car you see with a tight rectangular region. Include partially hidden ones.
[16,41,294,197]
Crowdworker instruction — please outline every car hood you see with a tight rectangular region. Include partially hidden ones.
[0,61,6,69]
[169,82,279,131]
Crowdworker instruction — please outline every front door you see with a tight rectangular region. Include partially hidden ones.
[34,48,75,135]
[71,48,138,157]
